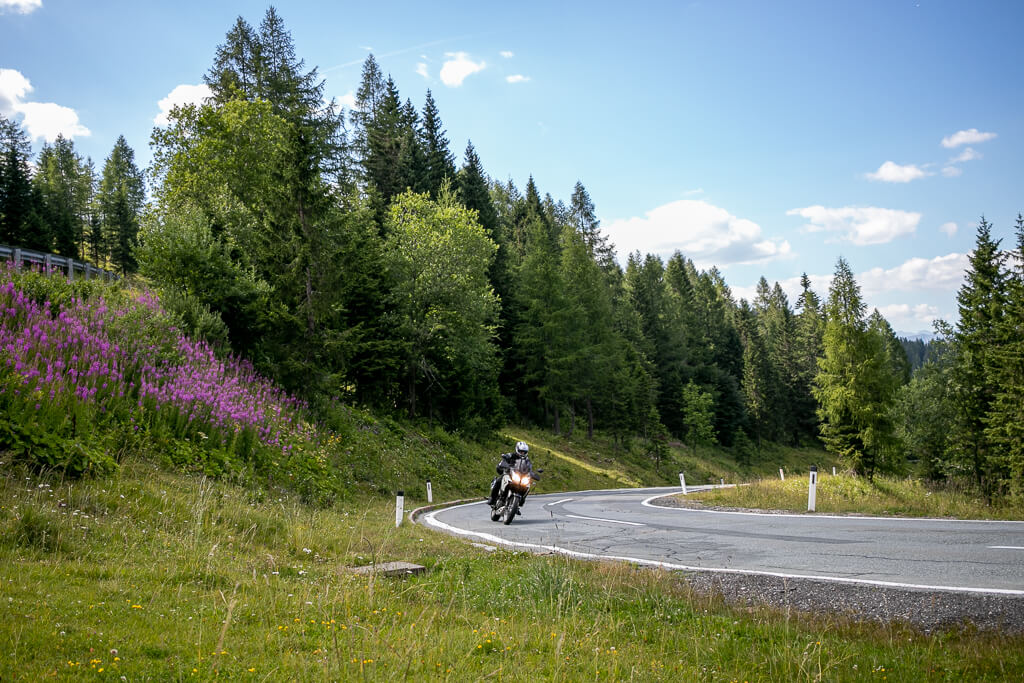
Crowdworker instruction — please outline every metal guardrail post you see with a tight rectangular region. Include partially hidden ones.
[44,253,52,273]
[67,256,74,281]
[13,248,22,269]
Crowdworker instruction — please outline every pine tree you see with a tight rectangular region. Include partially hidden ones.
[625,253,689,437]
[950,218,1005,489]
[511,208,569,429]
[350,54,385,166]
[0,115,46,249]
[569,181,614,268]
[681,380,717,457]
[34,135,90,259]
[737,300,772,449]
[419,90,455,198]
[814,258,895,478]
[985,214,1024,495]
[205,16,262,104]
[793,273,825,443]
[97,136,144,273]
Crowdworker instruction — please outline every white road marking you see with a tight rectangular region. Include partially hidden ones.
[564,514,645,527]
[989,546,1024,550]
[423,500,1024,596]
[641,493,1024,523]
[548,498,574,506]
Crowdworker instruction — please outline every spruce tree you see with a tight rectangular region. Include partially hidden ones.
[569,181,614,268]
[950,218,1005,489]
[985,214,1024,495]
[0,115,45,249]
[419,90,455,198]
[815,258,894,478]
[97,136,144,273]
[34,135,90,259]
[793,273,825,442]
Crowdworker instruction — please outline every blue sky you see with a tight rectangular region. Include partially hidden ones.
[2,0,1023,334]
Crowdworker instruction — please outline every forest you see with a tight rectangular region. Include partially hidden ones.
[0,8,1021,499]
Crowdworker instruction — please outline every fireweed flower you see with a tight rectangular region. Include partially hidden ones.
[0,268,320,457]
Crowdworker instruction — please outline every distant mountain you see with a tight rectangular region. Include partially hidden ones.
[896,331,936,342]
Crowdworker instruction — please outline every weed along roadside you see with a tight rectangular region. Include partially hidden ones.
[5,465,1023,681]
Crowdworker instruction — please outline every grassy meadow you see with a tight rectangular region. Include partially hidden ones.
[3,265,1024,680]
[679,473,1024,520]
[3,461,1024,682]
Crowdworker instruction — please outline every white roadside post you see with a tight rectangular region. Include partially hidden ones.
[426,479,433,504]
[679,472,687,495]
[833,466,837,476]
[808,466,818,512]
[720,478,724,486]
[395,490,404,527]
[779,468,785,481]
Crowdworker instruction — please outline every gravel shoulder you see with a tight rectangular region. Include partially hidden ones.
[651,494,1024,635]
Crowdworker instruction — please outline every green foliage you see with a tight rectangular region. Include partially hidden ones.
[136,205,273,352]
[949,218,1006,493]
[96,135,144,273]
[681,380,717,456]
[892,331,956,480]
[0,415,115,476]
[34,134,93,259]
[815,258,901,479]
[0,114,47,250]
[382,189,500,424]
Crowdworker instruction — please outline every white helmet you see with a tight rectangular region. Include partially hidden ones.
[515,441,529,456]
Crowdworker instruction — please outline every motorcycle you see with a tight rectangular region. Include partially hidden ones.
[489,456,538,525]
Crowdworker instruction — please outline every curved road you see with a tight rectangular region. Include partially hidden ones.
[423,486,1024,595]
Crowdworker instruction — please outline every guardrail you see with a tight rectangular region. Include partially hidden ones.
[0,244,119,281]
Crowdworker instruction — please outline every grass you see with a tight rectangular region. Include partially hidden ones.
[509,424,841,490]
[680,473,1024,520]
[2,461,1022,681]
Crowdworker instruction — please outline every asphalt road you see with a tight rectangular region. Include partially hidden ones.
[422,486,1024,595]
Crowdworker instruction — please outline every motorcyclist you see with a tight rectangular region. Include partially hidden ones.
[487,441,531,509]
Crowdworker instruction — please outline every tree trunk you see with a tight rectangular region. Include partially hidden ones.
[553,404,560,435]
[586,397,594,439]
[567,402,575,437]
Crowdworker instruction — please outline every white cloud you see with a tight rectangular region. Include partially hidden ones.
[604,199,791,268]
[941,128,996,148]
[0,0,42,14]
[0,68,32,113]
[950,147,981,163]
[336,90,356,110]
[865,161,929,183]
[506,74,530,84]
[940,222,957,237]
[15,101,90,141]
[787,205,920,246]
[876,303,943,332]
[500,51,514,58]
[859,253,968,296]
[0,68,89,142]
[415,63,429,79]
[440,52,486,87]
[154,83,212,125]
[942,166,962,178]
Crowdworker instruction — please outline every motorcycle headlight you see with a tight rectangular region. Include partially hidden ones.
[521,475,532,487]
[511,471,522,483]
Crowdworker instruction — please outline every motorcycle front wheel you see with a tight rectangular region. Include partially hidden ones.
[502,494,520,525]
